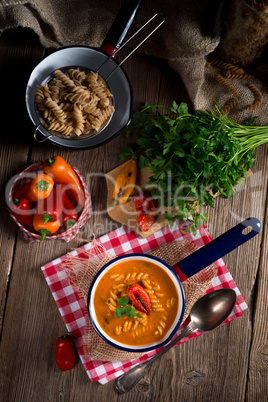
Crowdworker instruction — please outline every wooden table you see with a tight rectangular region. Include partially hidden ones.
[1,29,267,401]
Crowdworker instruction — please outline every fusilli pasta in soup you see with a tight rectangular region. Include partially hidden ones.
[93,259,179,346]
[35,68,115,138]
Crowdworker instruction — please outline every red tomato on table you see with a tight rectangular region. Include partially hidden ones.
[54,333,76,371]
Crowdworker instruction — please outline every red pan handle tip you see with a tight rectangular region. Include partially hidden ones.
[99,43,118,57]
[101,0,144,56]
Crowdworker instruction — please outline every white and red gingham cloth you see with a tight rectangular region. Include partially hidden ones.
[41,222,247,384]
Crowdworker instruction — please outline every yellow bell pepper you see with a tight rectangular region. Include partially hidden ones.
[112,159,137,204]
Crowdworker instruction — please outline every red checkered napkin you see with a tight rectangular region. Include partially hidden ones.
[41,223,247,384]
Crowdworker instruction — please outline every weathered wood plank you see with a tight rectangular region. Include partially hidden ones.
[246,151,268,400]
[0,34,45,337]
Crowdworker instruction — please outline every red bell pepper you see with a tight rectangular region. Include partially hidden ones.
[33,214,61,241]
[29,173,54,201]
[13,182,36,203]
[44,156,85,207]
[127,283,151,315]
[55,333,76,371]
[10,198,34,227]
[62,193,79,228]
[36,184,65,224]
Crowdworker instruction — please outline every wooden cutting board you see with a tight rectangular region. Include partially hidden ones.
[105,160,252,238]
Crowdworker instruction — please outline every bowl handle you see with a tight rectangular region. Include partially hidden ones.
[34,125,52,143]
[173,217,261,280]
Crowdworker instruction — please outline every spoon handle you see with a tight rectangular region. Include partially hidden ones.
[114,323,195,394]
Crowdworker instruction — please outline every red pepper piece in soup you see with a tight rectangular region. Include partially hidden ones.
[127,283,151,315]
[54,333,76,371]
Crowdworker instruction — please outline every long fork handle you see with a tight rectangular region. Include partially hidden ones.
[98,13,165,80]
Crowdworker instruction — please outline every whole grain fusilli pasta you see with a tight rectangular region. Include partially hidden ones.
[246,83,263,111]
[215,74,239,96]
[223,71,253,80]
[222,97,238,115]
[35,68,115,138]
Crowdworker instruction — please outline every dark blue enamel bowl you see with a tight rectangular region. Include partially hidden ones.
[87,253,185,353]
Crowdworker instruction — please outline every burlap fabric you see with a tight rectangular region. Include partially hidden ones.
[61,240,216,361]
[0,0,267,125]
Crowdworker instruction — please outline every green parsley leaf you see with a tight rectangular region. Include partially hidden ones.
[125,306,134,318]
[117,297,129,306]
[115,307,126,319]
[114,298,143,319]
[119,146,136,160]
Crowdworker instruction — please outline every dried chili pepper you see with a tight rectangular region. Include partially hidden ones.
[44,156,85,207]
[29,173,54,201]
[62,193,78,228]
[127,283,151,315]
[55,333,76,371]
[33,214,61,241]
[112,159,137,205]
[36,184,65,224]
[10,198,34,227]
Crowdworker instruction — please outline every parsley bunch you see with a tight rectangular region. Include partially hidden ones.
[120,101,267,234]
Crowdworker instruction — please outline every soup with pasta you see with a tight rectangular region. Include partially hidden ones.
[93,258,179,346]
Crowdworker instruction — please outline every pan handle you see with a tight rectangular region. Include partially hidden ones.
[100,0,144,56]
[173,217,261,280]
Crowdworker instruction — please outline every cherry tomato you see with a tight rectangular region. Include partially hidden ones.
[133,193,155,213]
[134,193,156,232]
[54,333,76,371]
[133,193,145,211]
[137,210,155,232]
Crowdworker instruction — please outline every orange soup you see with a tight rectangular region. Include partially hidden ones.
[93,258,179,346]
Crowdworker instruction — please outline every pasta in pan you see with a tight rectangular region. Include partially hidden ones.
[93,259,179,346]
[35,68,115,138]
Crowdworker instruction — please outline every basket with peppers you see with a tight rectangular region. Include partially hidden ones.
[8,155,91,242]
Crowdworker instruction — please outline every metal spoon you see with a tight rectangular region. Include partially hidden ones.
[114,288,237,393]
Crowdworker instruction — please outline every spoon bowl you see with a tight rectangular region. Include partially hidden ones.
[115,288,237,394]
[190,288,237,332]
